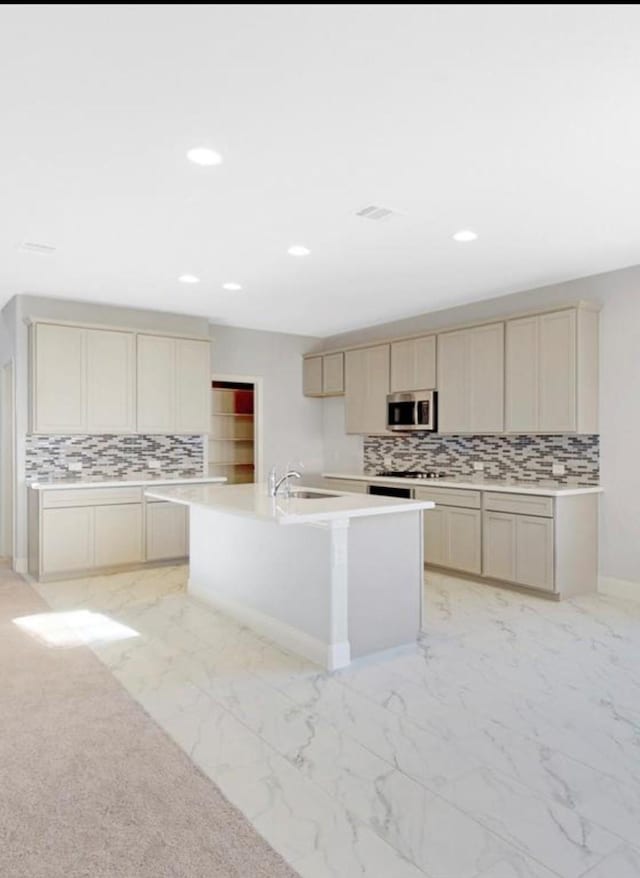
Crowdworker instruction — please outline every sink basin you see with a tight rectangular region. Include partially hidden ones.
[288,490,339,500]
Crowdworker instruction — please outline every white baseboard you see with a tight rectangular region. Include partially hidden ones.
[598,576,640,602]
[188,578,351,671]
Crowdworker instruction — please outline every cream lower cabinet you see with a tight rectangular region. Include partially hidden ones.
[94,504,143,568]
[324,478,369,493]
[483,511,554,592]
[41,507,94,574]
[146,501,189,561]
[423,506,481,574]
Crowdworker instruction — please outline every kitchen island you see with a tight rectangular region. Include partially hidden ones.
[144,483,434,669]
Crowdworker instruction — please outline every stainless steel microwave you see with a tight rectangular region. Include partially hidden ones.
[386,390,437,432]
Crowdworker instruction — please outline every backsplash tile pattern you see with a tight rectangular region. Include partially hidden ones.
[26,434,205,483]
[364,434,599,485]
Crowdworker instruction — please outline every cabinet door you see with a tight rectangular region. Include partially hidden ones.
[539,310,576,432]
[506,316,539,432]
[42,507,94,573]
[324,478,369,494]
[175,339,210,433]
[515,515,554,591]
[390,336,436,392]
[34,324,86,433]
[483,511,517,582]
[446,507,482,574]
[303,356,323,396]
[469,323,504,432]
[146,501,188,561]
[437,330,468,432]
[345,345,389,434]
[137,335,176,433]
[424,506,447,567]
[322,353,344,395]
[86,329,135,434]
[94,504,143,567]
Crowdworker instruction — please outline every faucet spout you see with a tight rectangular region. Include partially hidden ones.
[270,470,302,497]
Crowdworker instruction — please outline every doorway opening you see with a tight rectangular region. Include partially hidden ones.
[1,361,15,565]
[208,377,260,484]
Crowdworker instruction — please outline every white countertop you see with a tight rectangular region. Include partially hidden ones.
[30,475,227,491]
[144,482,435,525]
[323,472,602,497]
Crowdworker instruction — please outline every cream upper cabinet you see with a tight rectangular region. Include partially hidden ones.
[175,339,211,434]
[345,344,390,434]
[302,353,344,397]
[303,356,323,396]
[506,307,598,433]
[86,329,135,434]
[33,323,86,433]
[322,352,344,395]
[33,324,135,435]
[437,323,504,432]
[390,336,436,392]
[137,335,176,433]
[137,335,210,434]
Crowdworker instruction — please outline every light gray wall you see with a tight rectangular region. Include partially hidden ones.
[209,323,324,477]
[320,264,640,588]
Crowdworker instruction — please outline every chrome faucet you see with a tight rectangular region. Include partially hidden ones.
[270,470,302,497]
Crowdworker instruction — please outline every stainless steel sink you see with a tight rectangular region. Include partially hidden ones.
[289,490,339,499]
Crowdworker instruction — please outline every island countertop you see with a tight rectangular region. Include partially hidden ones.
[144,482,435,525]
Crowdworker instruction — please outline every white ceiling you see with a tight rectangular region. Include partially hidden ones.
[2,4,640,337]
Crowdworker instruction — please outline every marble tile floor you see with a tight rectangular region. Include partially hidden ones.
[31,565,640,878]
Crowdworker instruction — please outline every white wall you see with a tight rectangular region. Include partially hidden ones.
[209,324,324,478]
[321,264,640,589]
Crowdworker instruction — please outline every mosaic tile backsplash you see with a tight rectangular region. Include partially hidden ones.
[364,434,600,485]
[26,434,205,483]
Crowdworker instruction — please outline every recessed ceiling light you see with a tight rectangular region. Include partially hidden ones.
[287,245,311,257]
[186,147,223,166]
[222,282,243,291]
[178,274,200,284]
[452,229,478,242]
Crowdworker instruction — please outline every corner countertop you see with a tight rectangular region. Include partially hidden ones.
[323,472,602,497]
[29,475,227,491]
[144,482,435,525]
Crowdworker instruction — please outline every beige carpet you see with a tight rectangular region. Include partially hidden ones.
[0,565,299,878]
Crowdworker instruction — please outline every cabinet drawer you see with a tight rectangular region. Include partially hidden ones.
[483,492,553,518]
[414,486,481,509]
[42,487,143,508]
[324,478,369,494]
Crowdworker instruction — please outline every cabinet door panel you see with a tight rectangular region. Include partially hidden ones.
[86,329,135,433]
[94,504,143,567]
[34,324,86,433]
[424,506,447,567]
[146,501,188,561]
[391,336,436,392]
[345,345,389,434]
[322,353,344,395]
[515,515,554,591]
[483,512,517,582]
[175,339,210,433]
[469,323,504,432]
[539,310,576,432]
[137,335,176,433]
[506,317,539,432]
[446,507,482,574]
[437,330,468,432]
[303,356,323,396]
[42,507,94,573]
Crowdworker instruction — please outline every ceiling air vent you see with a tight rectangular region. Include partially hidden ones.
[18,241,57,255]
[355,205,399,221]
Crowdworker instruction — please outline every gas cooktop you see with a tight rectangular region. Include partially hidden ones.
[379,470,448,480]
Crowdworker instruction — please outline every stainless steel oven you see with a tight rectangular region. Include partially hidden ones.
[386,390,437,432]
